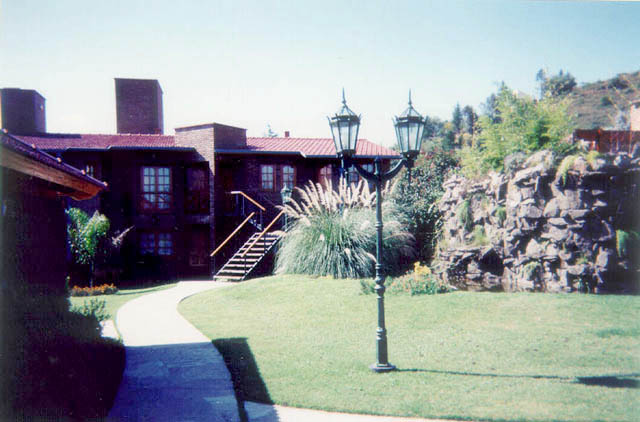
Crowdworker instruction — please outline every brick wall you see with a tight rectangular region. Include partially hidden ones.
[175,125,216,276]
[1,168,67,291]
[213,123,247,149]
[115,78,163,134]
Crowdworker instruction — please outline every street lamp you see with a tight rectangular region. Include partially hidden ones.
[328,90,425,373]
[280,186,292,230]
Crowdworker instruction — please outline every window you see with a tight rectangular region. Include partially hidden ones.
[85,163,95,178]
[261,165,275,191]
[186,167,209,214]
[282,165,295,189]
[141,167,172,211]
[319,165,332,187]
[140,232,173,256]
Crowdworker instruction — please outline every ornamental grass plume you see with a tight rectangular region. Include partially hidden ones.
[275,177,415,278]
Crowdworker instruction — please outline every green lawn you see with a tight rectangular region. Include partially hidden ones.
[70,282,177,322]
[179,275,640,422]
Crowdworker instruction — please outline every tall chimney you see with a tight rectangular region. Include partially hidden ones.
[115,78,163,134]
[0,88,46,135]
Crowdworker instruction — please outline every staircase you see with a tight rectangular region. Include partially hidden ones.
[213,232,282,282]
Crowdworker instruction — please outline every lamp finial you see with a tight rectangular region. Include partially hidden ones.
[408,90,412,106]
[342,88,346,105]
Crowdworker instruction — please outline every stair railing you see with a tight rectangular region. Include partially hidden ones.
[231,191,265,230]
[211,212,257,258]
[239,209,285,259]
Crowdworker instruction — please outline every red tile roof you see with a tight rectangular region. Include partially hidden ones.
[17,133,399,158]
[17,133,176,150]
[1,132,107,189]
[244,137,399,158]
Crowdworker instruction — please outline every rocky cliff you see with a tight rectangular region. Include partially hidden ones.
[436,149,640,293]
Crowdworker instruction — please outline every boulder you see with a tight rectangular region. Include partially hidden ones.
[595,248,616,271]
[525,239,545,257]
[542,199,560,218]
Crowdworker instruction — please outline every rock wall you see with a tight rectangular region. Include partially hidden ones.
[436,150,640,293]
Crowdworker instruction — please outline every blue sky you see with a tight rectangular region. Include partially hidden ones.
[1,0,639,145]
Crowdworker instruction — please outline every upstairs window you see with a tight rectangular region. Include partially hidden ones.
[282,165,295,189]
[141,166,172,211]
[186,167,209,214]
[261,165,275,191]
[140,232,173,256]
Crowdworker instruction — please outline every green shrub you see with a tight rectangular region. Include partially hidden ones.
[470,225,488,246]
[391,151,459,262]
[71,298,110,322]
[600,96,613,106]
[585,150,603,167]
[2,284,124,420]
[495,206,507,225]
[557,154,581,185]
[457,199,473,232]
[276,179,415,278]
[616,230,639,258]
[361,262,451,296]
[523,261,541,281]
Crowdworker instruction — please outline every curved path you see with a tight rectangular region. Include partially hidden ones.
[108,281,239,422]
[108,281,458,422]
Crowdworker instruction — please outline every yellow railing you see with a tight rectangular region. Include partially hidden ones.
[240,210,285,258]
[210,212,256,257]
[230,191,266,211]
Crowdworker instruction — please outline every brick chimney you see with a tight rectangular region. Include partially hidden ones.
[0,88,46,135]
[630,99,640,131]
[284,131,290,138]
[115,78,163,134]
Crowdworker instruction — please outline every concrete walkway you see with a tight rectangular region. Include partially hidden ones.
[107,281,459,422]
[108,281,239,422]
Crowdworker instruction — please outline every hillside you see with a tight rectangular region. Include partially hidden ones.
[566,70,640,129]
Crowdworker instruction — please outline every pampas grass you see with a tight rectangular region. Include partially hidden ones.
[275,178,415,278]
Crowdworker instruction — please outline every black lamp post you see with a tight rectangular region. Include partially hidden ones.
[280,186,292,230]
[328,90,425,373]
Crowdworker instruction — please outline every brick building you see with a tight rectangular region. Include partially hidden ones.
[1,79,398,280]
[1,131,105,292]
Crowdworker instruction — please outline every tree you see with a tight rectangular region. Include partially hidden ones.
[66,209,110,287]
[462,105,478,135]
[264,124,278,138]
[392,151,459,262]
[460,84,575,177]
[537,69,577,98]
[481,91,501,124]
[451,103,463,135]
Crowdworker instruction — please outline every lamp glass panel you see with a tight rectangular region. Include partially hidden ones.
[414,124,424,152]
[395,121,408,153]
[329,121,341,154]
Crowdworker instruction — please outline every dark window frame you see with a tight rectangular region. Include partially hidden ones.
[260,164,276,191]
[139,231,174,256]
[140,166,173,213]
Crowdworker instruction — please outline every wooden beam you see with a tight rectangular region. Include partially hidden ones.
[1,147,103,199]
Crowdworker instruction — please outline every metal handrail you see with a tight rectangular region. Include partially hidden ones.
[240,210,285,258]
[230,191,266,211]
[210,212,256,257]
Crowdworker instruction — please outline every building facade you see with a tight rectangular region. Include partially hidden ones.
[2,79,398,280]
